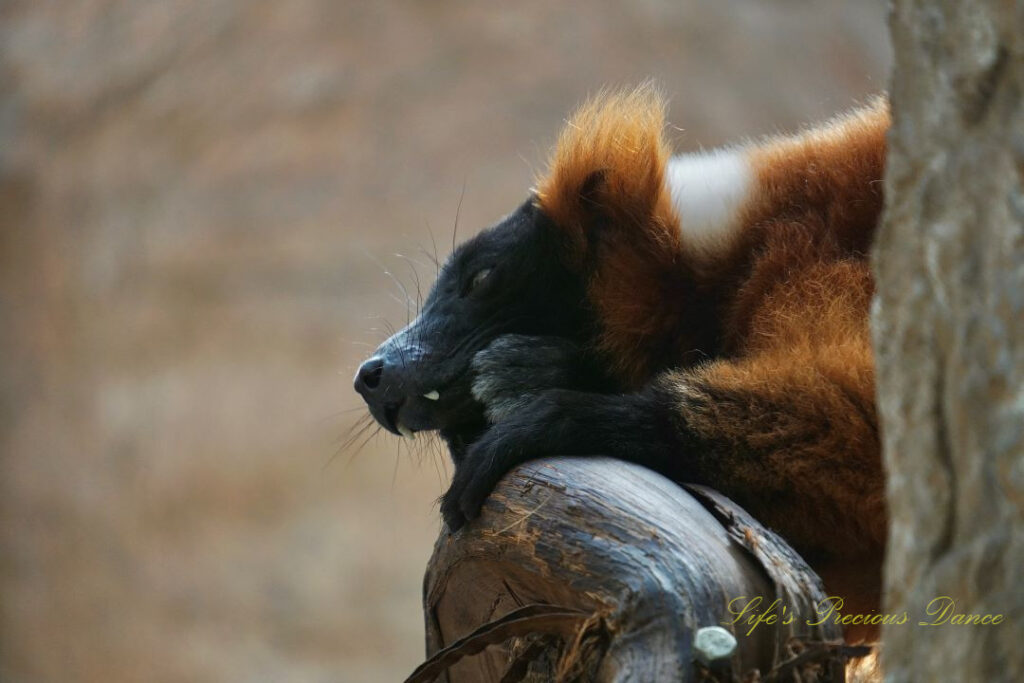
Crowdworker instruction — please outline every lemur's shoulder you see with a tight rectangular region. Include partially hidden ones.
[534,85,888,263]
[668,97,889,262]
[531,85,888,383]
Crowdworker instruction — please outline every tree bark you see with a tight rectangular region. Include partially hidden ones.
[874,1,1023,680]
[414,458,853,682]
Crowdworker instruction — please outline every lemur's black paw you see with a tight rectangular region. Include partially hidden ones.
[471,335,580,423]
[440,386,673,533]
[439,448,497,532]
[439,492,466,532]
[440,391,574,532]
[439,424,516,532]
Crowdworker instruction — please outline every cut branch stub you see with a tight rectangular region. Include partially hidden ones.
[418,457,849,682]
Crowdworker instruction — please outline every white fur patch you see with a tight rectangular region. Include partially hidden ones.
[667,148,752,256]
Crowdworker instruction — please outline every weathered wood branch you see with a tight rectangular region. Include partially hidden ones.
[413,458,858,682]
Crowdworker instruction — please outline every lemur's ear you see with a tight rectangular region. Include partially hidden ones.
[534,83,679,263]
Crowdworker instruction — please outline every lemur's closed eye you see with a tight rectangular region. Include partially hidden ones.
[464,267,492,295]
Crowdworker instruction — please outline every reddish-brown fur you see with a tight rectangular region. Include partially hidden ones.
[536,86,888,641]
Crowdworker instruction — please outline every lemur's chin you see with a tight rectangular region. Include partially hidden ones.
[369,394,446,436]
[389,391,443,438]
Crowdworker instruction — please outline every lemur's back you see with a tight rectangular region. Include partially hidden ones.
[667,100,888,356]
[657,103,887,642]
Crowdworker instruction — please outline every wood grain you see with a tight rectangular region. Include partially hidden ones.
[417,457,850,682]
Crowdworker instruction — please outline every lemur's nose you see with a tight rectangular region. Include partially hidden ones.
[354,356,385,395]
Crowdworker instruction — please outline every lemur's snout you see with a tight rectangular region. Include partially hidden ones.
[354,332,445,439]
[353,355,410,437]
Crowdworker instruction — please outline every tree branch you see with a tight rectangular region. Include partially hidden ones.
[415,457,853,682]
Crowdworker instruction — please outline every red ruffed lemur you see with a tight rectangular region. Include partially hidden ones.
[354,85,888,641]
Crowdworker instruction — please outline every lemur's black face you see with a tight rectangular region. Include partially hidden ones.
[354,199,592,444]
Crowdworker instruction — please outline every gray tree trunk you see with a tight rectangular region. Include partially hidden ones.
[873,1,1023,681]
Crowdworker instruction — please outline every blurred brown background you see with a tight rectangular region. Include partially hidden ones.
[0,2,889,681]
